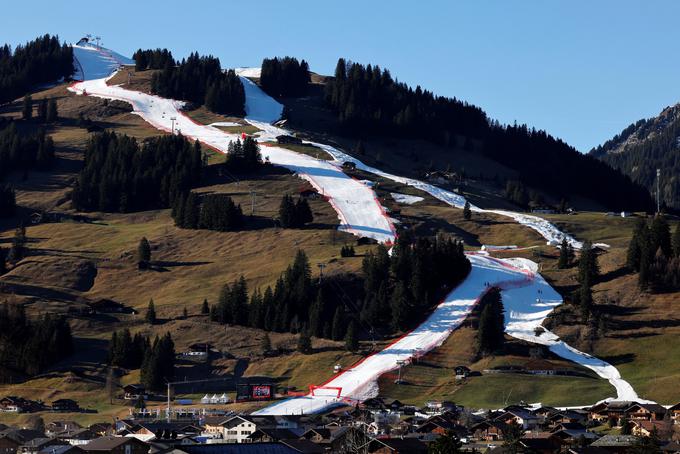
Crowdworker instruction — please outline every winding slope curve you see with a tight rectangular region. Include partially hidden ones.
[68,48,644,413]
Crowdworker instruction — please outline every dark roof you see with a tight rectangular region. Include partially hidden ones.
[367,438,428,453]
[247,428,299,441]
[627,403,667,414]
[178,443,307,454]
[278,439,324,454]
[82,436,147,451]
[0,429,46,444]
[38,446,85,454]
[591,435,638,447]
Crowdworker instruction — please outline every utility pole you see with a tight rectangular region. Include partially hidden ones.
[656,168,661,214]
[249,190,257,216]
[317,263,326,284]
[170,117,177,135]
[166,382,171,423]
[395,360,406,384]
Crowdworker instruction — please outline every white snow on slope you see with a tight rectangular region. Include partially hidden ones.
[391,192,424,205]
[209,121,240,127]
[69,75,394,243]
[234,67,262,78]
[72,44,133,81]
[256,252,643,415]
[225,78,593,250]
[66,48,638,412]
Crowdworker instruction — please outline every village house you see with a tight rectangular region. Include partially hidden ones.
[18,438,68,454]
[220,416,258,444]
[519,432,562,454]
[46,422,82,437]
[590,435,638,454]
[625,403,667,421]
[364,437,428,454]
[669,403,680,425]
[631,420,673,440]
[495,408,541,430]
[276,135,303,145]
[0,397,42,413]
[0,430,46,454]
[122,385,147,401]
[37,446,84,454]
[245,428,300,443]
[81,437,148,454]
[56,429,98,446]
[454,366,471,379]
[471,420,506,441]
[51,399,80,413]
[299,427,359,452]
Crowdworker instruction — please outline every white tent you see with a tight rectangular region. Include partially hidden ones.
[219,393,229,403]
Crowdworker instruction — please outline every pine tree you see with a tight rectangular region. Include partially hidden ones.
[295,198,313,226]
[278,195,296,228]
[309,287,326,337]
[331,306,345,341]
[145,299,157,324]
[201,298,209,314]
[477,288,505,356]
[578,240,599,285]
[262,333,272,354]
[182,307,188,318]
[650,214,672,258]
[390,282,410,332]
[297,329,312,354]
[627,218,647,270]
[37,98,47,122]
[46,99,58,123]
[344,320,359,352]
[673,223,680,258]
[137,237,151,268]
[22,95,32,120]
[463,201,471,220]
[558,238,573,269]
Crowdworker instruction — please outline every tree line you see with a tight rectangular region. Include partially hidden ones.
[359,234,470,332]
[476,287,505,356]
[225,137,263,173]
[324,58,652,212]
[0,122,56,178]
[0,304,72,377]
[591,106,680,210]
[72,131,203,213]
[132,48,175,71]
[107,329,175,391]
[208,234,470,349]
[172,192,244,231]
[627,215,680,292]
[150,52,245,116]
[260,56,310,97]
[0,34,73,104]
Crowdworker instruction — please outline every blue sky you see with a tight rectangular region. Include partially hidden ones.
[4,0,680,152]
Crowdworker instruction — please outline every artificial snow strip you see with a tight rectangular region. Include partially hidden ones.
[255,253,647,415]
[68,49,395,244]
[390,192,424,205]
[67,47,640,413]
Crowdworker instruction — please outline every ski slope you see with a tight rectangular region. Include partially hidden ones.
[68,51,395,243]
[256,252,643,415]
[72,43,133,81]
[227,69,596,250]
[67,56,641,413]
